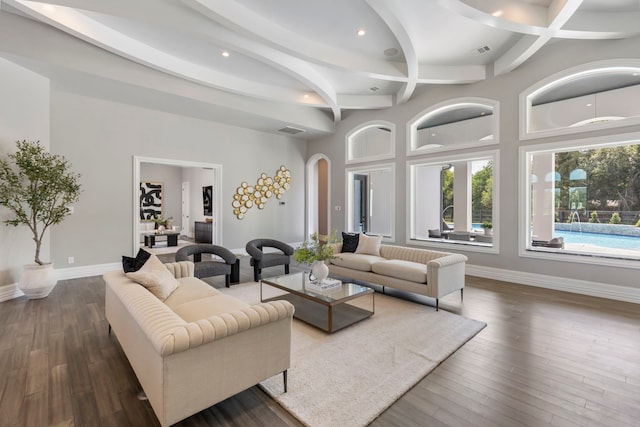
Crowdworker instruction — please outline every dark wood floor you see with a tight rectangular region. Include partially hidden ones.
[1,258,639,426]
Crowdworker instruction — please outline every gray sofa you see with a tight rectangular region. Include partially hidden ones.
[328,243,467,310]
[104,261,294,426]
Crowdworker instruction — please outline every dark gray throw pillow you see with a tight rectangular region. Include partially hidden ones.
[122,248,151,273]
[341,232,359,253]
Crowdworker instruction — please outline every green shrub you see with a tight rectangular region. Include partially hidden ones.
[609,212,621,224]
[589,211,600,223]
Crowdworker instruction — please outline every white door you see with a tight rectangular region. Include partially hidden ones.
[181,182,190,237]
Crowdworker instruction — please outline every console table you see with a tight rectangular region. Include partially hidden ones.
[194,221,212,243]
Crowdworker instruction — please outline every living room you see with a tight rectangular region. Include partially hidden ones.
[1,2,640,426]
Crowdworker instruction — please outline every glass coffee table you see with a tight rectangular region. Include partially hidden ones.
[261,272,374,333]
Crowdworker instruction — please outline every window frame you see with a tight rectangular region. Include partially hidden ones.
[345,121,395,165]
[344,162,396,242]
[406,97,500,156]
[518,131,640,268]
[519,59,640,141]
[407,150,500,254]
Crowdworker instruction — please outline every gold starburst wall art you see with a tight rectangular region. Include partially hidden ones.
[232,165,291,219]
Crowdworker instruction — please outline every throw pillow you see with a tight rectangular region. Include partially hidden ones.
[355,233,382,256]
[122,248,151,273]
[125,254,179,301]
[341,232,360,253]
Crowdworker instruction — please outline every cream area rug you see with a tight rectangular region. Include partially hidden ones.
[221,283,486,427]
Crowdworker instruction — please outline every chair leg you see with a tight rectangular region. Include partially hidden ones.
[108,324,111,335]
[230,259,240,283]
[225,274,230,288]
[435,299,439,311]
[284,264,290,275]
[253,264,261,282]
[461,288,464,301]
[283,370,288,393]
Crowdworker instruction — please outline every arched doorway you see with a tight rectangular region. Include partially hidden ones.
[306,154,331,238]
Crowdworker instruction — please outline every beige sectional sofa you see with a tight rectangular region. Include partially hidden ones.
[328,243,468,310]
[104,261,294,427]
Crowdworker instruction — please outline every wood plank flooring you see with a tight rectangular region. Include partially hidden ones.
[1,260,639,426]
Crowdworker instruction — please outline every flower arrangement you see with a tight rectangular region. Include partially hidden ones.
[293,230,339,265]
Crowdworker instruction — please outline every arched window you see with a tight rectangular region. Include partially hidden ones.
[346,121,395,164]
[520,59,640,140]
[407,98,499,155]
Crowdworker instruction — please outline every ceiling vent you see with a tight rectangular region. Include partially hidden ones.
[278,126,306,135]
[472,45,491,55]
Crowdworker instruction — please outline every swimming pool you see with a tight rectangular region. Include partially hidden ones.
[554,230,640,250]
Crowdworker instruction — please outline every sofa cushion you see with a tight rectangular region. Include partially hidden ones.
[372,259,427,283]
[341,232,359,253]
[122,248,151,273]
[125,254,179,300]
[164,278,249,322]
[355,233,382,256]
[164,277,222,306]
[330,252,385,272]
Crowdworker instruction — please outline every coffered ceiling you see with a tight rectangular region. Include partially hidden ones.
[1,0,639,138]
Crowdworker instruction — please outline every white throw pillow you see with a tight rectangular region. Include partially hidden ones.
[126,254,179,301]
[355,233,382,256]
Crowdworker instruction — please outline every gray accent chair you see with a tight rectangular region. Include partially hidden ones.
[245,239,294,282]
[175,244,240,287]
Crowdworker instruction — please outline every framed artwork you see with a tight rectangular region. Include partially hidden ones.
[203,185,213,216]
[140,181,163,220]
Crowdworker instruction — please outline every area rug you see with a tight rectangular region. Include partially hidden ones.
[221,283,486,427]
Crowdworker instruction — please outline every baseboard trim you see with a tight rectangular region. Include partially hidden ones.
[9,260,634,306]
[466,264,640,304]
[0,283,24,302]
[55,263,121,281]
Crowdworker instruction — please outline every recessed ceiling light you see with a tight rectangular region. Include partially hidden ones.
[303,94,310,99]
[43,5,55,13]
[384,48,399,57]
[222,51,230,57]
[356,29,366,37]
[492,10,503,17]
[586,103,593,107]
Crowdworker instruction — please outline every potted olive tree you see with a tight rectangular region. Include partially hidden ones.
[0,140,81,298]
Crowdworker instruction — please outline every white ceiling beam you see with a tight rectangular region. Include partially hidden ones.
[0,12,335,135]
[365,0,417,105]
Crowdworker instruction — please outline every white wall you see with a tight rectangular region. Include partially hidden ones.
[49,89,306,267]
[0,57,50,287]
[307,35,640,293]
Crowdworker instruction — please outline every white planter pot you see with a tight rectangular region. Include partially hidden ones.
[19,263,57,299]
[310,261,329,284]
[484,228,493,236]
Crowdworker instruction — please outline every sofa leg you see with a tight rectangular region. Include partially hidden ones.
[283,370,288,393]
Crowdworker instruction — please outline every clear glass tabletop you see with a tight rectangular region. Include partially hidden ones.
[261,271,372,304]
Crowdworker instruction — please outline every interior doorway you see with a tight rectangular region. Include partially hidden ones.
[133,156,222,255]
[305,154,331,238]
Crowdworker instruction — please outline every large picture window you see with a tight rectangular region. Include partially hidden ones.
[521,135,640,263]
[409,151,498,251]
